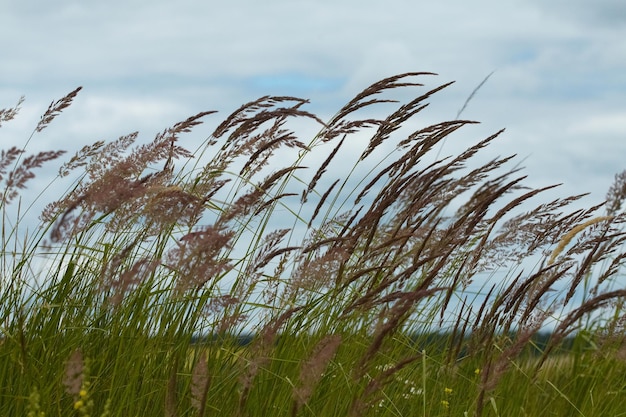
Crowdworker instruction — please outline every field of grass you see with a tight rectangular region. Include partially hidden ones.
[2,73,626,416]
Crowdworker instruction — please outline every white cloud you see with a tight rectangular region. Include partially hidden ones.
[1,0,625,211]
[569,112,626,136]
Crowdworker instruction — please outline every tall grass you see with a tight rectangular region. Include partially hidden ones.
[2,73,626,416]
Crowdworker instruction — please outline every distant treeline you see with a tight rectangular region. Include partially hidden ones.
[190,331,584,356]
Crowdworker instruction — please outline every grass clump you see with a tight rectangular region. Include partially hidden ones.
[1,72,626,416]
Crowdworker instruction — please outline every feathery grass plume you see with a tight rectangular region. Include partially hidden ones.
[166,358,179,417]
[590,232,626,295]
[562,218,626,304]
[63,348,84,396]
[42,132,139,228]
[292,334,342,415]
[46,111,208,240]
[0,112,64,206]
[351,288,447,380]
[168,224,235,293]
[359,81,454,160]
[0,151,65,205]
[302,137,344,204]
[81,132,138,180]
[104,257,160,306]
[0,147,24,182]
[48,125,200,241]
[354,119,478,205]
[218,166,304,225]
[324,72,435,131]
[58,141,105,177]
[0,95,24,127]
[238,116,310,178]
[137,185,206,235]
[240,228,300,310]
[36,86,82,132]
[307,178,341,227]
[289,245,350,301]
[238,307,304,414]
[209,96,323,179]
[124,111,204,176]
[244,228,295,275]
[471,263,563,349]
[288,216,354,301]
[479,316,545,394]
[213,96,306,138]
[605,169,626,215]
[191,352,211,417]
[465,183,560,271]
[205,294,248,334]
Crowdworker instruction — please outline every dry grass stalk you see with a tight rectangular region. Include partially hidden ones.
[548,216,612,264]
[292,334,342,415]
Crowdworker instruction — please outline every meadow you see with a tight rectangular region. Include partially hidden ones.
[1,72,626,416]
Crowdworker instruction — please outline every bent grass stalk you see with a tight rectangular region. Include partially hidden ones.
[1,74,626,416]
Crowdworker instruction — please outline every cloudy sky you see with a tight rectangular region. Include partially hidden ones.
[2,0,626,214]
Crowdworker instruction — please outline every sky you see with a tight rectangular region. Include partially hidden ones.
[2,0,626,331]
[2,0,625,208]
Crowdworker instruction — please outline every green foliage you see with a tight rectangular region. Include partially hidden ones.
[1,73,626,416]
